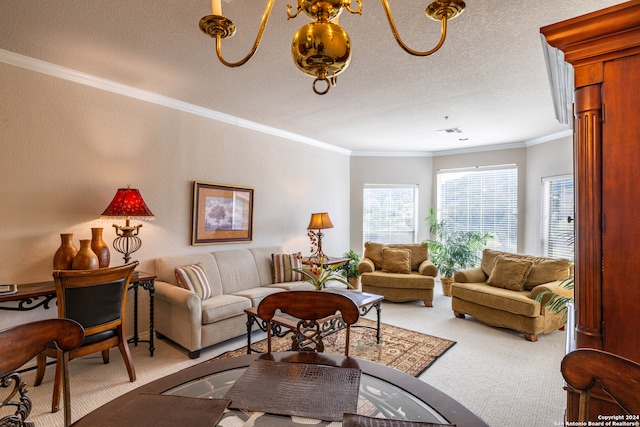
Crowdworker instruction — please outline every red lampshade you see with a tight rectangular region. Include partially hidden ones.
[307,212,333,230]
[101,186,155,220]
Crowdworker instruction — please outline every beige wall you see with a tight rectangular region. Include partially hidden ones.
[524,136,573,255]
[349,156,434,251]
[0,63,350,328]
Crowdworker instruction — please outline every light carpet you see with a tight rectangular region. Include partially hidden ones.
[214,318,456,377]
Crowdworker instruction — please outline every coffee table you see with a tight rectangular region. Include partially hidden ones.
[244,289,383,354]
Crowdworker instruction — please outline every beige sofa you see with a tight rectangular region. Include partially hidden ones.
[153,246,315,358]
[357,242,438,307]
[452,249,572,341]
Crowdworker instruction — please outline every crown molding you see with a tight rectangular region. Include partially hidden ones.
[350,151,433,158]
[1,49,572,159]
[0,49,351,156]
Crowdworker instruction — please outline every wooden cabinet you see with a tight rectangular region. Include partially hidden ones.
[541,0,640,421]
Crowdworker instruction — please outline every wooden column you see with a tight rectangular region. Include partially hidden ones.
[572,84,603,350]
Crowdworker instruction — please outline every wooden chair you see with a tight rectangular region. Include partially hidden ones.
[561,348,640,421]
[257,290,360,356]
[0,318,84,427]
[34,262,139,413]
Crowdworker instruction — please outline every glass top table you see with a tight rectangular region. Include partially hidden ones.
[71,352,488,426]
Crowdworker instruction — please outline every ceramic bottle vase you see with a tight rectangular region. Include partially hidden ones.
[72,239,99,270]
[90,227,110,268]
[53,233,79,270]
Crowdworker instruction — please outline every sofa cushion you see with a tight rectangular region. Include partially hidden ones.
[201,294,252,324]
[249,246,287,286]
[524,258,570,290]
[487,256,533,291]
[213,249,262,295]
[361,271,435,290]
[266,281,316,291]
[381,248,411,274]
[175,263,213,300]
[364,241,385,270]
[232,287,285,307]
[480,249,503,277]
[452,282,539,317]
[271,253,303,283]
[388,243,428,271]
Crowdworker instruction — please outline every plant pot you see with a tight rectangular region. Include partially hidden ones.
[348,276,361,290]
[440,276,454,297]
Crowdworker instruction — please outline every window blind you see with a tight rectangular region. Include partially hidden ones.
[541,175,574,259]
[363,185,418,244]
[437,165,518,252]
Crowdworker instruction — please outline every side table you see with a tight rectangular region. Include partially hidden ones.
[127,272,157,357]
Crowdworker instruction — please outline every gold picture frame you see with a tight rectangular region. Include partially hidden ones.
[192,182,254,245]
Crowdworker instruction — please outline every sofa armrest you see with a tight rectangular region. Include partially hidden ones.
[453,267,487,283]
[154,281,203,353]
[530,280,574,305]
[358,258,375,274]
[418,259,438,277]
[155,281,202,312]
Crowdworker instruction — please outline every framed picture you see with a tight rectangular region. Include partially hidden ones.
[192,182,254,245]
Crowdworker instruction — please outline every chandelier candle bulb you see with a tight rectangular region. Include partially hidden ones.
[212,0,222,16]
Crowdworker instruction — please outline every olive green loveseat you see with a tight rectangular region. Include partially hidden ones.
[452,249,572,341]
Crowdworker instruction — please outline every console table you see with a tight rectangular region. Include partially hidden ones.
[0,272,157,356]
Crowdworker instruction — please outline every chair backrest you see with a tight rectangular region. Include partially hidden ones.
[0,318,84,427]
[561,348,640,421]
[53,262,138,337]
[257,291,360,356]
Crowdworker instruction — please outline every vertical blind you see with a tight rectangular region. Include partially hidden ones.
[437,165,518,252]
[541,175,574,259]
[363,185,418,244]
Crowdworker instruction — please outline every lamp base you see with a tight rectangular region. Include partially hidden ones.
[110,223,144,264]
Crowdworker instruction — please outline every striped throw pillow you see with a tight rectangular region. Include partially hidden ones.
[175,262,212,300]
[272,253,303,283]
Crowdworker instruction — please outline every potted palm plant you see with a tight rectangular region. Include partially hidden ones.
[339,249,362,289]
[424,207,492,296]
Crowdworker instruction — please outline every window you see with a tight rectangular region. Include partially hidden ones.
[363,185,418,244]
[541,175,574,259]
[437,165,518,252]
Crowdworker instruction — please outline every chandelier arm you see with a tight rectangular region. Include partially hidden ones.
[345,0,363,14]
[380,0,449,57]
[214,0,278,68]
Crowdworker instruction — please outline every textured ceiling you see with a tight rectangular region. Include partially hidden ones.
[0,0,622,154]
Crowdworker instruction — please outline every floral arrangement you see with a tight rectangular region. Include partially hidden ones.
[294,255,354,291]
[294,228,354,290]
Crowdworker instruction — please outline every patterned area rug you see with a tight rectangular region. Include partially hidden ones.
[214,318,455,377]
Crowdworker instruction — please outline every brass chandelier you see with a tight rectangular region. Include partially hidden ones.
[200,0,465,95]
